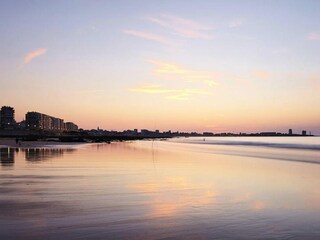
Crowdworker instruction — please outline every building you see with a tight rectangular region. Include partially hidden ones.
[260,132,277,136]
[141,129,151,136]
[288,129,293,135]
[64,122,78,132]
[42,114,52,130]
[52,117,64,132]
[26,111,66,132]
[0,106,16,129]
[26,112,43,130]
[203,132,214,136]
[302,130,307,136]
[16,120,26,130]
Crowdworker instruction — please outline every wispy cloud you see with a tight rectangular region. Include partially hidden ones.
[129,84,210,100]
[228,19,244,28]
[149,60,218,86]
[307,31,320,40]
[166,89,210,100]
[147,14,213,39]
[123,29,174,46]
[24,48,47,64]
[130,84,177,94]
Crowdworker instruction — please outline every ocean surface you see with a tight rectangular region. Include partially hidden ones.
[0,137,320,239]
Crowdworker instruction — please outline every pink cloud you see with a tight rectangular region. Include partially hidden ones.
[129,85,210,100]
[123,29,174,46]
[147,14,213,39]
[24,48,47,64]
[149,59,219,86]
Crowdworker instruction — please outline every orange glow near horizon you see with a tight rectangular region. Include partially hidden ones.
[1,2,320,134]
[9,96,320,133]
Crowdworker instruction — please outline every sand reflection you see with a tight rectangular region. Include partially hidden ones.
[131,177,217,217]
[251,201,267,211]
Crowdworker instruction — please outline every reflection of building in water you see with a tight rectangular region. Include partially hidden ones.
[24,148,76,162]
[0,148,15,167]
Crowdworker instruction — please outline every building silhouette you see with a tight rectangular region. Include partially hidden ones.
[288,129,293,135]
[26,112,44,130]
[64,122,78,132]
[0,106,16,129]
[26,111,64,132]
[25,111,78,132]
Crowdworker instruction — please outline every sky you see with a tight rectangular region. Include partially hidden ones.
[0,0,320,134]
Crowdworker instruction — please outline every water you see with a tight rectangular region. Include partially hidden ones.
[1,137,320,239]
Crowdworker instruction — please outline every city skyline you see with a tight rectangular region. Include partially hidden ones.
[0,105,313,136]
[0,105,78,132]
[1,1,320,134]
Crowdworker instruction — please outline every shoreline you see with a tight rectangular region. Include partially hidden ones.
[0,137,168,149]
[0,138,88,149]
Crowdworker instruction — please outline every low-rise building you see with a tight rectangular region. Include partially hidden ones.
[64,122,78,132]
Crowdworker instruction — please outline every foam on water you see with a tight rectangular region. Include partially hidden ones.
[171,136,320,150]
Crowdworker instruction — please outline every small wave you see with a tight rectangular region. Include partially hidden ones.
[174,139,320,151]
[169,138,320,165]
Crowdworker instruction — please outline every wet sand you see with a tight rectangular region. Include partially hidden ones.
[1,138,320,239]
[0,138,86,148]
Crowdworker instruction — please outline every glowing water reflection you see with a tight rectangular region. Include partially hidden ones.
[0,138,319,239]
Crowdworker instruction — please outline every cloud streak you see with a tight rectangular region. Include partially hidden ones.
[129,84,210,100]
[123,29,174,46]
[149,60,218,86]
[147,14,213,39]
[24,48,47,64]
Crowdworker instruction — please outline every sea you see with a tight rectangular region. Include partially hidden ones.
[0,137,320,239]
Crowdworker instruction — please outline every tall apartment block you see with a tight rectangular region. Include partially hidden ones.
[0,106,16,129]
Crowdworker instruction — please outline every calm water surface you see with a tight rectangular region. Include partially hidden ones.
[1,137,320,239]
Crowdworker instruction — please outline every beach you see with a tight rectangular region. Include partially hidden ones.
[1,137,320,239]
[0,138,87,149]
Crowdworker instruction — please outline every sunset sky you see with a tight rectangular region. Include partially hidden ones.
[1,0,320,134]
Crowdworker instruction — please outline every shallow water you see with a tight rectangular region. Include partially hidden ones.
[0,137,320,239]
